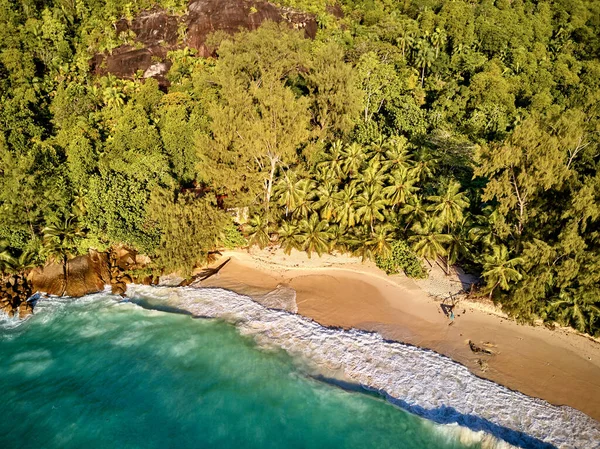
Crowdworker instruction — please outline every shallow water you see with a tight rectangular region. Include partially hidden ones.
[0,288,598,449]
[0,292,482,449]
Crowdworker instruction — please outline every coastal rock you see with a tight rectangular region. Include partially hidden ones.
[91,0,317,84]
[0,274,33,318]
[17,301,34,319]
[30,250,111,297]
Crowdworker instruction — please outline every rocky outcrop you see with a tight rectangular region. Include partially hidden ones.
[108,246,157,295]
[91,0,317,84]
[0,275,33,319]
[30,250,111,297]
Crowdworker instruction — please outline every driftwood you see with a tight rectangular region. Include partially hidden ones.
[468,340,493,355]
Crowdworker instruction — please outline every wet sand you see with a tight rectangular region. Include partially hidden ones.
[200,249,600,422]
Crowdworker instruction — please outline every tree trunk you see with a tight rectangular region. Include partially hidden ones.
[265,155,278,220]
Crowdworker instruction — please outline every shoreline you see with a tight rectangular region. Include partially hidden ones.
[199,247,600,422]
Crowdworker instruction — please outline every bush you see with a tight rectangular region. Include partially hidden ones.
[220,224,247,249]
[376,241,426,279]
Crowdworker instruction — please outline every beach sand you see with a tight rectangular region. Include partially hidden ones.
[199,247,600,422]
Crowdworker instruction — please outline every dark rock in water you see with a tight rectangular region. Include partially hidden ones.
[91,0,318,85]
[1,275,33,318]
[18,301,34,319]
[111,282,127,296]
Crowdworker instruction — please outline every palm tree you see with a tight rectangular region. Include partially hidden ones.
[72,189,88,217]
[383,136,413,172]
[426,181,469,226]
[548,289,600,335]
[397,30,414,58]
[277,222,301,255]
[409,217,451,266]
[291,178,317,220]
[245,214,271,249]
[355,184,388,233]
[367,135,388,163]
[482,245,524,298]
[297,214,331,258]
[362,158,388,188]
[317,140,345,182]
[333,182,358,230]
[102,86,125,109]
[0,242,15,276]
[341,142,366,178]
[42,216,85,296]
[314,182,338,222]
[348,226,375,261]
[4,250,37,275]
[444,221,471,275]
[400,196,428,231]
[414,39,436,86]
[365,224,395,259]
[410,148,438,185]
[431,27,447,58]
[383,167,419,209]
[274,173,299,217]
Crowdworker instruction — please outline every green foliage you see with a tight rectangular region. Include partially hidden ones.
[219,224,247,249]
[376,240,426,279]
[1,0,600,335]
[147,190,227,276]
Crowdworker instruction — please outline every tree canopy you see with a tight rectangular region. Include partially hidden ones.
[1,0,600,334]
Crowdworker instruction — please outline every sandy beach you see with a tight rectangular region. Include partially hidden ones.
[199,247,600,422]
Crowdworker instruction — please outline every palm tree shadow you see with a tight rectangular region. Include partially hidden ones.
[179,258,231,286]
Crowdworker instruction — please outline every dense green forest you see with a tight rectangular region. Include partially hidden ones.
[1,0,599,335]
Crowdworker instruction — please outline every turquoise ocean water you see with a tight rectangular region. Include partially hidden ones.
[1,289,598,449]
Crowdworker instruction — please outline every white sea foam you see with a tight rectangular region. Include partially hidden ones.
[126,285,597,449]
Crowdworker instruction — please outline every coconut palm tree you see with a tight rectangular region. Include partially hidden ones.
[365,224,395,259]
[427,181,469,226]
[291,178,316,220]
[400,196,428,231]
[341,142,366,178]
[482,245,524,298]
[297,213,332,258]
[468,207,503,250]
[362,158,388,188]
[317,140,345,182]
[409,217,451,266]
[367,135,388,164]
[103,86,125,109]
[314,182,338,222]
[4,250,37,275]
[547,289,600,335]
[355,184,388,233]
[42,216,86,296]
[274,172,299,217]
[383,136,413,172]
[245,214,271,249]
[444,223,471,275]
[431,27,447,58]
[0,242,15,276]
[277,221,301,255]
[333,182,359,230]
[383,167,419,209]
[414,39,436,86]
[410,148,438,185]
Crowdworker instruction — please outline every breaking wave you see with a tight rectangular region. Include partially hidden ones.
[126,284,600,449]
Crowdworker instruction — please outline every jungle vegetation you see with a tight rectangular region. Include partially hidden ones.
[1,0,599,335]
